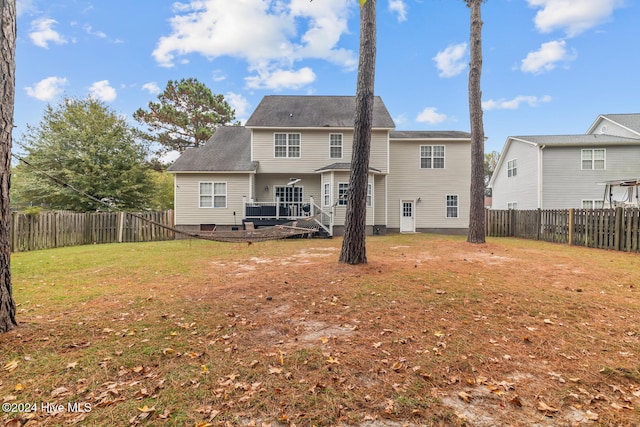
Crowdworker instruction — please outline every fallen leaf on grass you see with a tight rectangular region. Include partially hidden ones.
[14,383,24,392]
[268,366,283,375]
[326,355,340,364]
[458,391,473,403]
[3,360,18,372]
[66,361,78,369]
[4,419,21,427]
[509,395,523,407]
[51,386,70,398]
[537,400,559,413]
[543,319,554,325]
[137,405,156,413]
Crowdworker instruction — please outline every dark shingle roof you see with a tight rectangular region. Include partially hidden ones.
[167,126,258,172]
[245,95,395,129]
[511,134,640,147]
[315,162,382,173]
[390,130,471,139]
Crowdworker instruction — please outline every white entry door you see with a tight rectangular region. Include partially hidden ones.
[400,200,415,233]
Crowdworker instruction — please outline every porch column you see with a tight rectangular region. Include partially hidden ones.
[309,196,315,216]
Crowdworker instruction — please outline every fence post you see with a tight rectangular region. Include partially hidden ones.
[614,207,623,250]
[568,209,574,246]
[117,211,125,243]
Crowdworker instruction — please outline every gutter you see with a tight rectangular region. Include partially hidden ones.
[538,145,545,209]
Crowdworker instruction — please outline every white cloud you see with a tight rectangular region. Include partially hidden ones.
[527,0,624,37]
[142,82,161,95]
[29,18,67,48]
[152,0,356,90]
[416,107,447,125]
[520,40,576,74]
[17,0,36,17]
[245,67,316,90]
[89,80,117,102]
[225,92,251,122]
[25,76,68,101]
[389,0,408,22]
[83,24,107,39]
[433,43,468,78]
[482,95,552,111]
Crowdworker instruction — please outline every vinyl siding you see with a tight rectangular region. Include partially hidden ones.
[589,118,640,139]
[251,129,389,174]
[542,145,640,208]
[491,140,539,209]
[330,171,375,226]
[174,173,251,225]
[387,139,470,229]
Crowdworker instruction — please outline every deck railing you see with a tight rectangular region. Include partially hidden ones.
[243,197,313,219]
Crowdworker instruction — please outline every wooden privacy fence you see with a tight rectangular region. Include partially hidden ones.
[486,208,640,252]
[10,210,175,253]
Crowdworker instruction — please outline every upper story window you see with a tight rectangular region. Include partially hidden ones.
[274,133,301,158]
[330,134,343,159]
[200,182,226,208]
[420,145,445,169]
[581,149,605,170]
[507,159,517,177]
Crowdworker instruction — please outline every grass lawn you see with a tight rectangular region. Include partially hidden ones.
[1,234,640,426]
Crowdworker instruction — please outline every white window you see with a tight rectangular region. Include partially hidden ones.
[581,149,605,170]
[275,186,303,203]
[200,182,226,208]
[274,133,301,158]
[446,194,458,218]
[366,183,373,207]
[330,134,343,159]
[582,200,604,209]
[420,145,445,169]
[323,183,330,207]
[507,202,518,210]
[338,183,349,206]
[507,159,517,177]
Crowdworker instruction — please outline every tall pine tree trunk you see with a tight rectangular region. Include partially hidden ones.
[339,0,376,265]
[0,0,17,332]
[466,0,486,244]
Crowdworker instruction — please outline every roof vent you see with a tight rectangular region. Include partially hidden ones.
[600,125,608,134]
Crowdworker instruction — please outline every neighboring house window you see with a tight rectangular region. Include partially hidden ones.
[338,183,349,206]
[200,182,226,208]
[581,149,605,170]
[507,202,518,210]
[330,134,343,159]
[274,133,301,158]
[323,183,330,207]
[446,194,458,218]
[367,183,373,207]
[582,200,604,209]
[507,159,517,177]
[420,145,445,169]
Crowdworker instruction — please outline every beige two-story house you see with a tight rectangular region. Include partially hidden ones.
[168,95,471,236]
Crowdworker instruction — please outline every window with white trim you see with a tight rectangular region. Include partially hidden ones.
[507,159,517,177]
[420,145,445,169]
[366,183,373,207]
[338,183,348,206]
[330,134,343,159]
[446,194,458,218]
[507,202,518,210]
[274,133,301,158]
[199,182,226,208]
[275,186,303,203]
[582,200,604,209]
[581,149,605,170]
[323,183,330,207]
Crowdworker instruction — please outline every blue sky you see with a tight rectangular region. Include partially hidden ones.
[14,0,639,159]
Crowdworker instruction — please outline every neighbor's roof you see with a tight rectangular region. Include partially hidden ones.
[390,130,471,140]
[510,133,640,147]
[167,126,257,172]
[315,162,382,173]
[245,95,395,129]
[598,114,640,135]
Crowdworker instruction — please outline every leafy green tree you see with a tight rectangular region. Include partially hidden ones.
[133,78,238,154]
[148,170,174,211]
[466,0,487,244]
[339,0,376,265]
[484,150,499,196]
[0,0,18,333]
[13,97,155,211]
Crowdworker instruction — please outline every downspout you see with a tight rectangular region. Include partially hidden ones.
[538,145,545,209]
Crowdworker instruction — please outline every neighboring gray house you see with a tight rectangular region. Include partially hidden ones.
[489,114,640,210]
[168,95,472,236]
